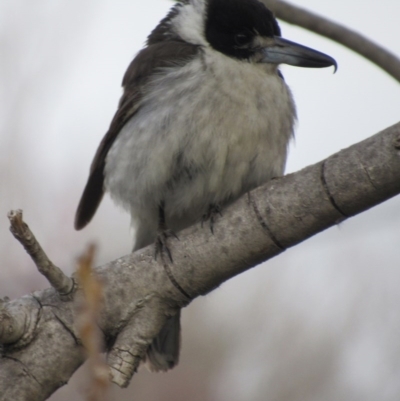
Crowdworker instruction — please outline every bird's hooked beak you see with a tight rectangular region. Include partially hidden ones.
[261,36,337,71]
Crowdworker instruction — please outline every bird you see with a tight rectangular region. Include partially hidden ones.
[74,0,336,372]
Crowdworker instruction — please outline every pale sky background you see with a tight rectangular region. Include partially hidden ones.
[1,1,400,400]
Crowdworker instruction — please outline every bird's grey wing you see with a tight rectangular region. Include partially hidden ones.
[74,41,200,230]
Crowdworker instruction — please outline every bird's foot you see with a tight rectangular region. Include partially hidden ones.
[155,228,179,263]
[201,203,222,234]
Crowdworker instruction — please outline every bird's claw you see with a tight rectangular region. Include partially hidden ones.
[155,229,179,263]
[201,204,222,234]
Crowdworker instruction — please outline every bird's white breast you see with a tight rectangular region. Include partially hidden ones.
[105,48,296,239]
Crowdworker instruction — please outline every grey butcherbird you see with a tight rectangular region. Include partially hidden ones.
[75,0,336,372]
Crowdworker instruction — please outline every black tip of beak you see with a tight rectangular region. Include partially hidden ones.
[307,54,338,72]
[306,50,337,72]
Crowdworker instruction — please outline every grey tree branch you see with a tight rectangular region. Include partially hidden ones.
[262,0,400,83]
[7,210,75,296]
[1,121,400,400]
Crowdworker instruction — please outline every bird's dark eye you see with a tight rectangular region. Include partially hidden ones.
[234,32,251,47]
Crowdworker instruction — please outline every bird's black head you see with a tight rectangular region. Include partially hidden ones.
[205,0,281,60]
[203,0,336,69]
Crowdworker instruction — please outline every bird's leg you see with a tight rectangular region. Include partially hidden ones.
[155,201,178,262]
[201,203,222,234]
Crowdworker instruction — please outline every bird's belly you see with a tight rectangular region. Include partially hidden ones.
[105,54,295,229]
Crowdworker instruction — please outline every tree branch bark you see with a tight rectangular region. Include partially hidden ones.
[1,122,400,400]
[262,0,400,83]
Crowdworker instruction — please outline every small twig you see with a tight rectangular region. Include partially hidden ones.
[7,210,74,295]
[262,0,400,83]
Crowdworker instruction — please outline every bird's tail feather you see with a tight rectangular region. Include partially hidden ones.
[145,310,181,372]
